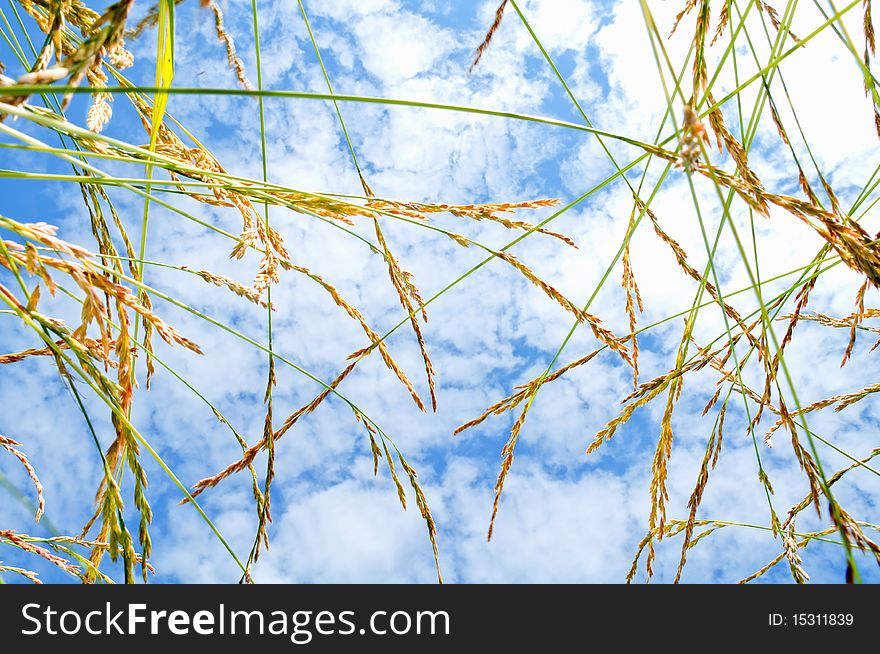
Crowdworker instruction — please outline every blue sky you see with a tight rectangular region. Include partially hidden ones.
[1,0,879,584]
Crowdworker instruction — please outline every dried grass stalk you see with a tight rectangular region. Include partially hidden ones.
[470,0,509,71]
[621,205,644,390]
[0,529,81,579]
[0,435,44,521]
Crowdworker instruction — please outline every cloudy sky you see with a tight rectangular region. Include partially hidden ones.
[1,0,879,584]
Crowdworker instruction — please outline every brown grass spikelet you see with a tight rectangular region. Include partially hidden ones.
[0,66,69,111]
[691,1,712,97]
[758,1,801,42]
[779,398,822,516]
[470,0,509,72]
[711,2,730,45]
[702,386,721,415]
[587,381,667,456]
[488,400,531,542]
[637,197,761,352]
[126,0,183,39]
[0,435,44,522]
[382,440,407,511]
[494,250,581,319]
[446,231,472,248]
[865,0,877,60]
[58,0,135,109]
[179,265,274,309]
[107,40,135,69]
[739,550,785,584]
[275,361,358,438]
[189,357,366,501]
[621,205,644,390]
[627,519,719,583]
[842,280,868,366]
[371,198,574,248]
[705,91,766,205]
[621,338,728,406]
[368,430,382,477]
[768,100,790,146]
[626,530,655,583]
[819,173,843,217]
[253,388,275,563]
[0,564,42,583]
[712,401,726,469]
[777,277,817,359]
[191,391,337,499]
[0,336,121,367]
[647,376,679,569]
[836,505,880,568]
[670,0,698,38]
[201,0,252,89]
[783,448,880,529]
[764,376,880,449]
[398,455,443,583]
[83,469,138,583]
[797,166,821,206]
[453,348,602,437]
[678,103,709,170]
[373,219,434,412]
[673,416,722,583]
[1,219,201,357]
[494,250,633,366]
[783,525,810,583]
[0,530,81,579]
[739,529,834,583]
[86,94,112,133]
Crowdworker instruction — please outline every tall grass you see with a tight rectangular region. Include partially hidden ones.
[0,0,878,583]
